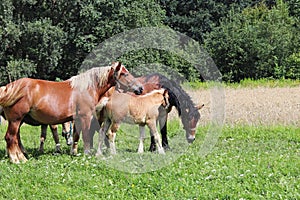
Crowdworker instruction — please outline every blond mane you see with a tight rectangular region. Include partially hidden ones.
[69,66,112,91]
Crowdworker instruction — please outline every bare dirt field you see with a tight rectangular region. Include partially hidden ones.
[183,86,300,126]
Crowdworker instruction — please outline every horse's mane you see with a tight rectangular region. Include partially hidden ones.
[144,73,200,121]
[69,66,111,91]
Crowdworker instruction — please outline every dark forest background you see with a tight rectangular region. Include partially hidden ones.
[0,0,299,84]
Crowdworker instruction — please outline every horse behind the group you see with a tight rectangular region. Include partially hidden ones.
[95,88,169,156]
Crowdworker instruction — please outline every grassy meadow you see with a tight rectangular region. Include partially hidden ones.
[0,122,299,199]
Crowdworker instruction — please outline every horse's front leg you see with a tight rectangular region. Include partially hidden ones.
[138,125,146,153]
[159,112,170,150]
[149,113,169,152]
[96,119,111,157]
[5,121,28,163]
[89,117,101,149]
[147,120,165,154]
[82,121,92,155]
[108,123,119,155]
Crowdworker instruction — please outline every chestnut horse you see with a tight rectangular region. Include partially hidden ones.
[0,106,62,153]
[95,88,169,156]
[89,73,202,151]
[0,62,143,163]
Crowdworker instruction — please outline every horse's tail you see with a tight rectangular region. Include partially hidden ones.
[0,83,25,107]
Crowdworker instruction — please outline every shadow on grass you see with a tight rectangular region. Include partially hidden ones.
[0,146,78,161]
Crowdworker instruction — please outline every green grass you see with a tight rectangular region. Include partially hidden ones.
[0,123,299,199]
[183,78,300,90]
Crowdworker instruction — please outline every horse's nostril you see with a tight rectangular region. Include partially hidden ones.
[134,87,143,95]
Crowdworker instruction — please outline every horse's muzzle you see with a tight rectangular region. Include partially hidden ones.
[187,135,195,143]
[134,86,143,95]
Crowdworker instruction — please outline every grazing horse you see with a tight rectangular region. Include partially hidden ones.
[136,73,203,151]
[89,73,202,151]
[95,88,169,156]
[0,62,143,163]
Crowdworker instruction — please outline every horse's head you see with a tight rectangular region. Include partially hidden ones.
[111,62,143,95]
[182,104,204,143]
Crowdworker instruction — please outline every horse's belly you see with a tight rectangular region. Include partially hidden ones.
[122,115,146,125]
[28,110,72,125]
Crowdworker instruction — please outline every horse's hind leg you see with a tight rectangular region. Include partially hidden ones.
[71,123,80,155]
[138,125,146,153]
[50,125,61,153]
[17,125,26,155]
[5,121,28,163]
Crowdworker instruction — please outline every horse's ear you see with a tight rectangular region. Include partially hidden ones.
[196,104,204,110]
[111,62,122,71]
[163,89,169,98]
[112,61,122,72]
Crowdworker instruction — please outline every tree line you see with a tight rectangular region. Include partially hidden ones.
[0,0,299,85]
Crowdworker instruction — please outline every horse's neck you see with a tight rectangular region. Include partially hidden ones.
[95,82,114,103]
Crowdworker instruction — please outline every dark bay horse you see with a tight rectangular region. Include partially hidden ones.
[89,73,203,151]
[95,88,169,156]
[39,121,73,153]
[137,73,203,151]
[0,62,143,163]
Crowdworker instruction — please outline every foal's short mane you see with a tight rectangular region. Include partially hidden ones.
[140,88,164,97]
[69,66,111,91]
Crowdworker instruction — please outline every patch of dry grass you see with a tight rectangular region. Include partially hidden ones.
[183,86,300,126]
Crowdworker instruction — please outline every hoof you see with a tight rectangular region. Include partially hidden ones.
[70,148,77,156]
[163,145,171,151]
[158,148,165,155]
[95,151,103,157]
[55,144,62,154]
[138,149,144,154]
[10,152,28,164]
[84,149,92,155]
[149,144,156,152]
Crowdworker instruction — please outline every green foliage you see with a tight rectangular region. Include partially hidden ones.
[21,19,65,80]
[0,0,167,84]
[205,0,299,82]
[0,0,299,84]
[6,59,36,82]
[283,52,300,79]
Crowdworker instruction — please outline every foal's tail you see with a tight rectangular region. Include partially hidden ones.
[0,82,25,107]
